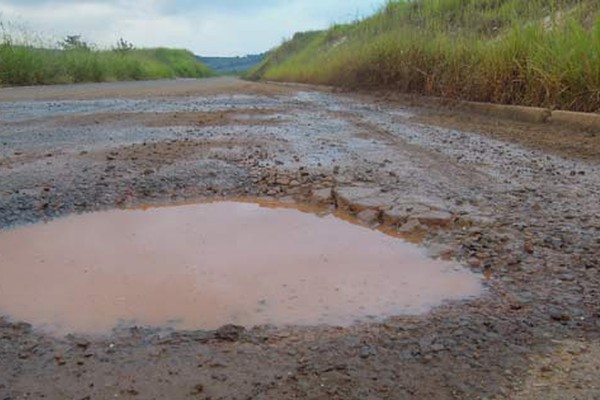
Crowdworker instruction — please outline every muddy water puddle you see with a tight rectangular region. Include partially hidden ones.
[0,201,483,336]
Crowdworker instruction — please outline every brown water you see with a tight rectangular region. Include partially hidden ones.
[0,201,483,336]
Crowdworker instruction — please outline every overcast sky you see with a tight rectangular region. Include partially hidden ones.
[0,0,386,56]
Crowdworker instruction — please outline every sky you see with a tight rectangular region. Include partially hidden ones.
[0,0,386,56]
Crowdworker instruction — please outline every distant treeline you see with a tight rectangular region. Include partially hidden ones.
[0,33,213,86]
[197,54,265,75]
[249,0,600,113]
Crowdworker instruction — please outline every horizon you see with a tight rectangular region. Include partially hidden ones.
[0,0,386,57]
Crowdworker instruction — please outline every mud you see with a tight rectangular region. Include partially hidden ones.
[0,200,482,336]
[0,77,599,399]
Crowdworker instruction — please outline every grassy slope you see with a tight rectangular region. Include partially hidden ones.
[249,0,600,112]
[0,45,214,86]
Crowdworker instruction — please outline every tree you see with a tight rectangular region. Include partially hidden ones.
[59,35,91,51]
[113,38,134,54]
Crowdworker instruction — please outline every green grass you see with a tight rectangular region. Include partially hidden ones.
[249,0,600,112]
[0,28,213,86]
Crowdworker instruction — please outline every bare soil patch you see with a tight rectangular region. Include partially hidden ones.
[0,77,291,101]
[413,111,600,163]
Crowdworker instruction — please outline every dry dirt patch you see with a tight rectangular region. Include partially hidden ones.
[0,77,291,102]
[412,111,600,163]
[1,109,284,129]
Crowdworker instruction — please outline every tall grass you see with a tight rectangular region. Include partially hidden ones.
[249,0,600,112]
[0,24,213,86]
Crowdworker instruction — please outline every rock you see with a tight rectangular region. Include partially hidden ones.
[382,207,410,225]
[559,273,576,282]
[334,186,380,204]
[278,196,296,204]
[12,322,32,333]
[427,243,455,260]
[54,354,66,366]
[311,188,333,204]
[276,176,291,186]
[214,324,245,342]
[383,195,448,225]
[458,214,495,227]
[352,195,396,211]
[356,209,380,225]
[523,240,534,254]
[75,338,91,349]
[412,211,454,228]
[398,220,424,234]
[549,308,571,322]
[191,384,204,394]
[359,345,376,359]
[211,373,228,382]
[402,195,448,209]
[334,186,395,212]
[468,257,482,268]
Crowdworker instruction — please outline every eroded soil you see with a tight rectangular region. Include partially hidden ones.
[0,77,599,399]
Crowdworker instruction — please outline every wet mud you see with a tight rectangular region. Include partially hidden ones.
[0,77,599,399]
[0,200,482,336]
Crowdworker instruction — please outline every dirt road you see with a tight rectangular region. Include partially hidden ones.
[0,77,599,399]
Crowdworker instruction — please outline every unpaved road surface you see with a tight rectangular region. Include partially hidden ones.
[1,77,599,399]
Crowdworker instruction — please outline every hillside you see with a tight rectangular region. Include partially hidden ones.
[249,0,600,112]
[0,39,214,86]
[197,54,265,75]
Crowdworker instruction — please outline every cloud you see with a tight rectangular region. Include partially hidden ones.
[0,0,385,55]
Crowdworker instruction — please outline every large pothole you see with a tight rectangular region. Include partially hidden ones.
[0,200,483,336]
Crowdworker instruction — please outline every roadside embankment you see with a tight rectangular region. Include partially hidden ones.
[249,0,600,114]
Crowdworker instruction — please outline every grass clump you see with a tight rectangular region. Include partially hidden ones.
[249,0,600,112]
[0,28,213,86]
